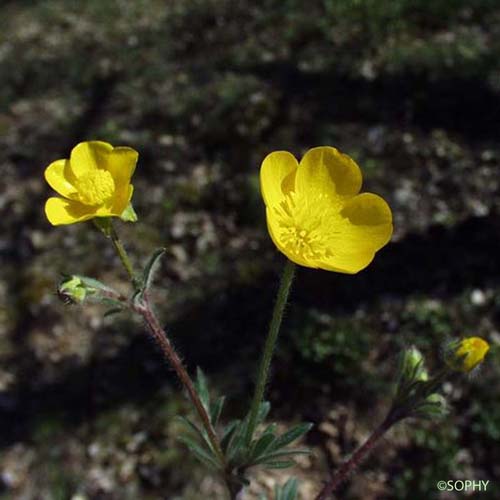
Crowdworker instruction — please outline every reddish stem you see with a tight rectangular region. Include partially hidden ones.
[315,417,393,500]
[134,294,225,466]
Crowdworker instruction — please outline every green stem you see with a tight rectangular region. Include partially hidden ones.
[109,225,137,284]
[246,259,296,444]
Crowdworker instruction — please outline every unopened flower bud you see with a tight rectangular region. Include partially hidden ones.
[57,276,94,304]
[401,346,428,383]
[446,337,490,373]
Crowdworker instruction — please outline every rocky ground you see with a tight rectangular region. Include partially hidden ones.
[1,1,500,498]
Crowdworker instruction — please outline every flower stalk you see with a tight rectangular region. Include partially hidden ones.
[315,416,394,500]
[135,293,226,466]
[109,223,140,289]
[104,224,227,477]
[314,335,492,499]
[246,259,296,444]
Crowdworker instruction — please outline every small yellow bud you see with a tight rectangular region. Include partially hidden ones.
[449,337,490,373]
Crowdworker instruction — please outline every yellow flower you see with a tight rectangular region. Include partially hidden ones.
[44,141,138,225]
[260,146,393,273]
[452,337,490,373]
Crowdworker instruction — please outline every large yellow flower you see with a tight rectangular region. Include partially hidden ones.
[260,146,393,273]
[44,141,138,225]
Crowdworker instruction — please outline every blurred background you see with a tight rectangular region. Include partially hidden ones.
[1,1,500,498]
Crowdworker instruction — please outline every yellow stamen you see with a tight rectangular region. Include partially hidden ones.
[74,169,115,206]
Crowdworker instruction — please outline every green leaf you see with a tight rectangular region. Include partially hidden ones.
[178,435,221,470]
[261,459,296,469]
[103,306,124,317]
[195,367,210,412]
[91,297,125,309]
[256,448,310,465]
[250,431,277,462]
[120,202,138,222]
[270,423,313,452]
[245,401,272,445]
[210,396,225,427]
[256,401,271,425]
[261,422,278,436]
[221,420,240,452]
[280,478,299,500]
[177,416,206,440]
[72,275,115,293]
[141,248,166,293]
[226,422,247,464]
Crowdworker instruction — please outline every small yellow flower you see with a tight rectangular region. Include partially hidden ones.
[44,141,138,225]
[452,337,490,372]
[260,146,393,273]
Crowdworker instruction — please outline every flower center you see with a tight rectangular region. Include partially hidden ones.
[274,194,334,262]
[74,169,115,206]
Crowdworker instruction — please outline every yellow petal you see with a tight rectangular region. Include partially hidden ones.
[105,147,138,187]
[340,193,393,250]
[45,197,97,225]
[69,141,113,179]
[317,193,392,273]
[455,337,490,372]
[44,159,76,198]
[260,151,298,207]
[319,247,376,274]
[109,184,134,216]
[296,146,362,198]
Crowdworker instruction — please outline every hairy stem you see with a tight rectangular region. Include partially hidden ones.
[104,223,230,493]
[315,417,393,499]
[246,259,296,444]
[137,295,226,466]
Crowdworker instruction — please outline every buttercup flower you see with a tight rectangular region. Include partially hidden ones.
[260,146,393,273]
[44,141,138,225]
[449,337,490,373]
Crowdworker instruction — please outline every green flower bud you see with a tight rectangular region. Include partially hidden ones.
[57,276,90,304]
[400,346,428,383]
